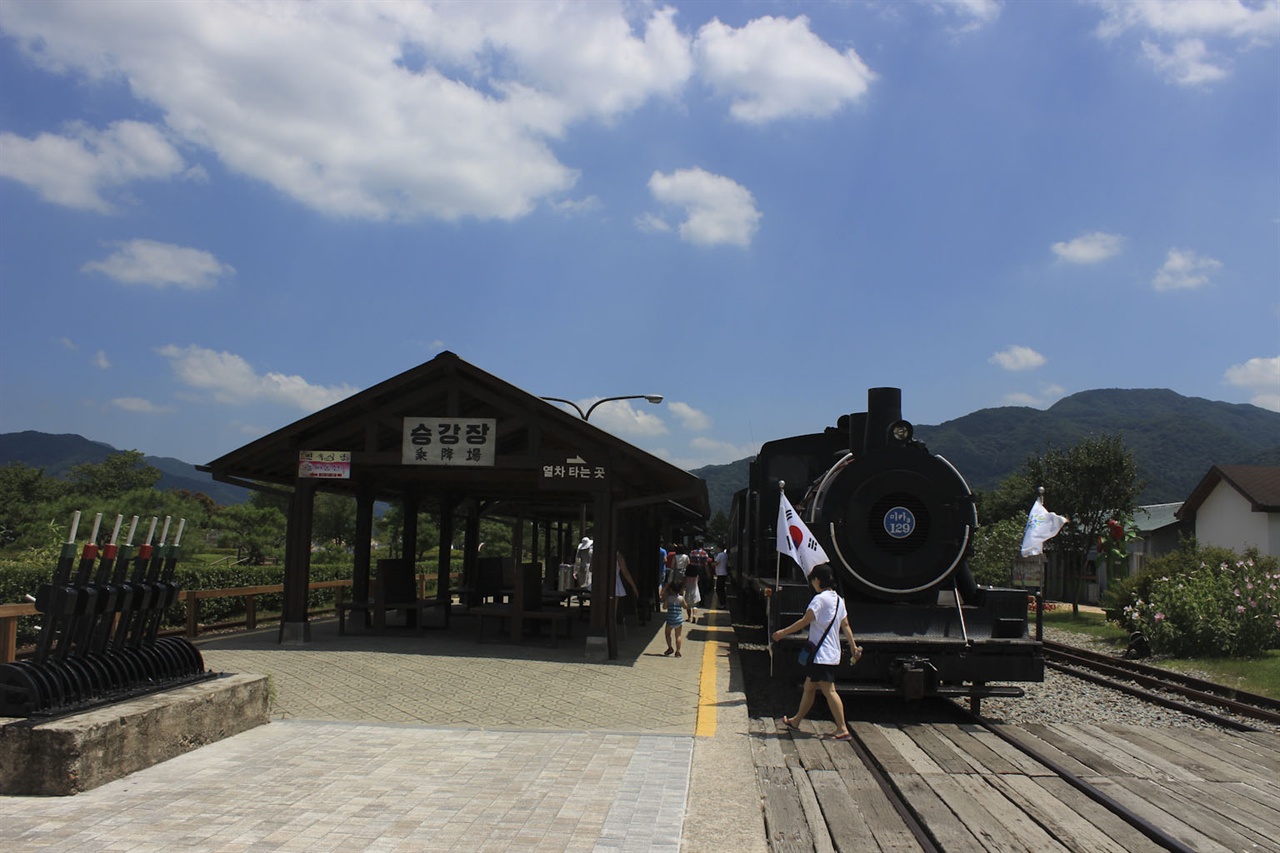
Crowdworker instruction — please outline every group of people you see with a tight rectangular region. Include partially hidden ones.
[656,540,729,658]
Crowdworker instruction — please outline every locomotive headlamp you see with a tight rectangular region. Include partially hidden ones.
[890,420,913,442]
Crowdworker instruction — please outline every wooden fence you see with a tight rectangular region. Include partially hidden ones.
[0,579,354,663]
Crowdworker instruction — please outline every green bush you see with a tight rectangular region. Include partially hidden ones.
[1116,544,1279,658]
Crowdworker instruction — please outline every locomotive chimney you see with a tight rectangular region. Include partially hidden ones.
[863,387,902,452]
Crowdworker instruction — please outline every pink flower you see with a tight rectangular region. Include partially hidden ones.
[1154,612,1165,622]
[1236,605,1246,614]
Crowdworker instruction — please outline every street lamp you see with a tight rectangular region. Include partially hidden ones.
[541,394,664,421]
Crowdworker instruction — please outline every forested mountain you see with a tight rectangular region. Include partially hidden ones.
[6,389,1279,518]
[693,389,1280,517]
[0,431,248,506]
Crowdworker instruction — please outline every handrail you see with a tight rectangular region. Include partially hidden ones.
[0,579,356,662]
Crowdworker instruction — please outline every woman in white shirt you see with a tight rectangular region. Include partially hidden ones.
[771,564,861,741]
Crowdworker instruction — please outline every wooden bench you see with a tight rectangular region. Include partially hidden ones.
[473,605,571,647]
[339,559,451,634]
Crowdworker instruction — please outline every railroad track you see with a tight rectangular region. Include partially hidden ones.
[1041,639,1280,731]
[768,702,1278,852]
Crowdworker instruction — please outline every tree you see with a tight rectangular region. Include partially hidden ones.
[213,503,287,565]
[1020,433,1143,615]
[65,450,162,499]
[705,510,729,547]
[969,516,1026,586]
[0,463,64,546]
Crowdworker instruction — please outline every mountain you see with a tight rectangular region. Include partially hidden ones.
[691,389,1280,517]
[0,431,249,506]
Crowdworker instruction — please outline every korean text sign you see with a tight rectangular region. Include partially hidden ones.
[402,418,496,466]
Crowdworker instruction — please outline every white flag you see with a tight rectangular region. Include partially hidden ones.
[1021,497,1068,557]
[777,492,830,576]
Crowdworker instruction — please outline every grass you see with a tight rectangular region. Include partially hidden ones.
[1040,606,1280,700]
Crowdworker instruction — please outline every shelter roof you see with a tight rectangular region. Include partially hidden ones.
[1134,502,1183,532]
[199,351,708,520]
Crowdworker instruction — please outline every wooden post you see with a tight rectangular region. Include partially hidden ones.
[280,479,316,644]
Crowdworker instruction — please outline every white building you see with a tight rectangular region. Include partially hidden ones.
[1176,465,1280,558]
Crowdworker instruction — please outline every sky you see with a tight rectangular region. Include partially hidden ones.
[0,0,1277,474]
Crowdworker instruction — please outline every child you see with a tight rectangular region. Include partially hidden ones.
[663,579,689,657]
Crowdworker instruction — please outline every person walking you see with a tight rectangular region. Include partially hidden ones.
[713,546,730,609]
[772,564,861,740]
[662,579,689,657]
[688,541,711,606]
[678,544,701,623]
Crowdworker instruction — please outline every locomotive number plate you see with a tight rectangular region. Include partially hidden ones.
[883,506,916,539]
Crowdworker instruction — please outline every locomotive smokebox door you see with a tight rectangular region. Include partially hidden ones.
[817,445,975,599]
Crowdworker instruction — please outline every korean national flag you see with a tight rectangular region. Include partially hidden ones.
[1021,497,1068,557]
[777,492,830,576]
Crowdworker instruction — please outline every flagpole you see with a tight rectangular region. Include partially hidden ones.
[771,480,785,677]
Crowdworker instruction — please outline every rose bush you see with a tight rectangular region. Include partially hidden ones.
[1117,544,1279,658]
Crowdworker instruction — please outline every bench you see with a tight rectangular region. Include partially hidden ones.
[338,559,451,635]
[473,605,571,647]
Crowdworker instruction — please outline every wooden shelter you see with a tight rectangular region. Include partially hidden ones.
[199,352,708,658]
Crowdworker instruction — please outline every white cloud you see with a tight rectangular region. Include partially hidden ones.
[1152,248,1222,291]
[667,401,712,431]
[634,212,672,233]
[989,345,1046,371]
[694,15,875,123]
[110,396,175,415]
[656,435,760,470]
[156,344,360,411]
[0,120,185,212]
[562,397,668,439]
[57,337,78,351]
[931,1,1003,34]
[647,167,761,248]
[1002,383,1066,408]
[1091,0,1280,86]
[0,1,695,221]
[1224,356,1280,411]
[1051,231,1126,263]
[82,239,234,290]
[92,350,110,370]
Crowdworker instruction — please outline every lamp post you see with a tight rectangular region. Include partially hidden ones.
[540,393,663,661]
[541,394,664,421]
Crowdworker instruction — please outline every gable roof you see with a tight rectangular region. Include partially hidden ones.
[1177,465,1280,519]
[199,351,708,519]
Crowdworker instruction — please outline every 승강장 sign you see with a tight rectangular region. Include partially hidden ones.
[402,418,496,466]
[298,450,352,479]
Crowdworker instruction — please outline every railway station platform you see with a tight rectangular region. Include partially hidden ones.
[0,605,769,853]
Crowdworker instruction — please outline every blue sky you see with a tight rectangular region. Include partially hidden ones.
[1,0,1277,473]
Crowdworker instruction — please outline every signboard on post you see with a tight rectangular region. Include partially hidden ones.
[402,418,496,466]
[298,450,351,479]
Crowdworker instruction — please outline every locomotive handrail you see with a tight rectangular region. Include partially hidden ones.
[0,578,355,662]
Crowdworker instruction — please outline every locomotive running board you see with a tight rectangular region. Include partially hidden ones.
[832,683,1027,699]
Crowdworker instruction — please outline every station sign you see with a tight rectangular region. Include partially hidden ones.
[298,450,351,479]
[402,417,496,466]
[539,452,609,491]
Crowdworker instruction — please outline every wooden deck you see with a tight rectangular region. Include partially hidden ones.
[755,717,1280,852]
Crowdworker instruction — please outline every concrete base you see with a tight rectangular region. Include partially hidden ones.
[278,621,312,644]
[584,633,609,662]
[0,672,270,796]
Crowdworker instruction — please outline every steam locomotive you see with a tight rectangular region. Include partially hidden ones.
[728,388,1043,706]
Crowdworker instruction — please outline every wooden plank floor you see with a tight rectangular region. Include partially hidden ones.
[757,718,1280,852]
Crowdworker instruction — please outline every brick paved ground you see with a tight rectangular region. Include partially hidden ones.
[0,606,767,853]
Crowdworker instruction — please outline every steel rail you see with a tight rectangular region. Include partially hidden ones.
[955,705,1198,853]
[843,729,941,853]
[1043,641,1280,728]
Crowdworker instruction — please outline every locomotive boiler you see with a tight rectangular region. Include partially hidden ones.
[728,387,1043,706]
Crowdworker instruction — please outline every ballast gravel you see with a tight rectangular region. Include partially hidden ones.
[972,627,1280,733]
